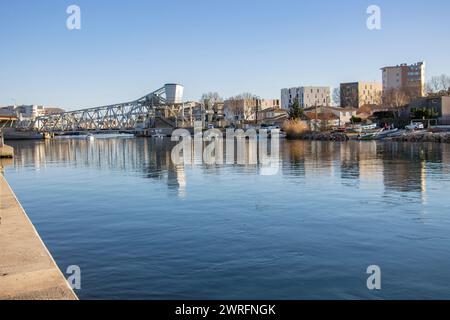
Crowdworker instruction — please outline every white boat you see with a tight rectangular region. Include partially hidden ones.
[358,128,400,140]
[87,133,134,139]
[358,129,383,140]
[353,123,378,133]
[375,128,399,139]
[54,134,88,140]
[54,132,134,140]
[151,130,166,138]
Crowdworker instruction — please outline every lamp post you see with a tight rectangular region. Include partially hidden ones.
[255,97,260,125]
[315,103,318,132]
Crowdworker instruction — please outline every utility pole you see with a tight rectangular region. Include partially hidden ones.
[315,103,318,132]
[255,98,260,125]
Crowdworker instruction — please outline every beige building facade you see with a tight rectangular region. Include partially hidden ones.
[224,98,280,122]
[340,82,382,108]
[381,61,426,98]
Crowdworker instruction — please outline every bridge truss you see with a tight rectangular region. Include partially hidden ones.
[29,86,199,133]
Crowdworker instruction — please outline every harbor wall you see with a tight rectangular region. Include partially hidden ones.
[0,175,77,300]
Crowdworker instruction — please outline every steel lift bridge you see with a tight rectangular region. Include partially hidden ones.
[28,84,200,134]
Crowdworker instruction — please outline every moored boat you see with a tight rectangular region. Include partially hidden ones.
[2,128,44,140]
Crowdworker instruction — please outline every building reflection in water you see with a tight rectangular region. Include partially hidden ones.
[7,138,450,199]
[282,140,450,199]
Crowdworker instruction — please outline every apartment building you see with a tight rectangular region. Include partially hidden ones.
[340,82,382,108]
[281,86,331,109]
[224,98,280,122]
[0,105,65,119]
[381,61,426,98]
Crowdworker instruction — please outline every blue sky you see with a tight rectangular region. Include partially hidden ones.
[1,0,449,110]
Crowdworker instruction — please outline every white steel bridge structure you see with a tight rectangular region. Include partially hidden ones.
[25,85,202,134]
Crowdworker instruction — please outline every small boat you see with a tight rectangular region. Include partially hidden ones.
[86,133,134,140]
[54,134,89,140]
[266,130,286,139]
[358,129,383,140]
[358,128,400,140]
[374,128,399,139]
[353,123,378,134]
[151,130,166,138]
[383,130,405,139]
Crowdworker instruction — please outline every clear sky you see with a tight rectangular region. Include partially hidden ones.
[1,0,449,110]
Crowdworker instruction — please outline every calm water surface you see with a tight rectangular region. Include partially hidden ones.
[3,138,450,299]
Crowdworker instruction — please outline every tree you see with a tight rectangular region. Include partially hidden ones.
[200,92,223,110]
[382,89,411,118]
[350,116,362,123]
[288,100,304,120]
[233,92,258,100]
[412,107,439,120]
[226,93,259,121]
[426,74,450,95]
[332,87,341,106]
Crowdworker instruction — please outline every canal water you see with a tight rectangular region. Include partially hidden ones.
[4,138,450,299]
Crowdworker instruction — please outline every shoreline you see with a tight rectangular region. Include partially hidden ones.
[0,174,77,300]
[286,131,450,143]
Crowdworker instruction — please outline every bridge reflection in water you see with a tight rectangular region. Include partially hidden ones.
[6,138,450,201]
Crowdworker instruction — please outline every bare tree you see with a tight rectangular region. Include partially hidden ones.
[383,89,411,118]
[332,87,341,106]
[200,92,223,110]
[232,92,258,100]
[438,75,450,92]
[426,74,450,94]
[225,93,258,121]
[224,97,242,121]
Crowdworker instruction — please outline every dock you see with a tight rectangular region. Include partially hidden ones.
[0,130,14,158]
[0,174,77,300]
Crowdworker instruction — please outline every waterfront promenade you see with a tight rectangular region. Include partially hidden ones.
[0,174,77,300]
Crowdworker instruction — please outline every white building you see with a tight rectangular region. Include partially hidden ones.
[2,105,65,120]
[14,105,40,118]
[281,86,331,109]
[328,107,357,124]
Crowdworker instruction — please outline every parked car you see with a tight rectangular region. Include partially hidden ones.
[405,122,425,131]
[207,124,215,129]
